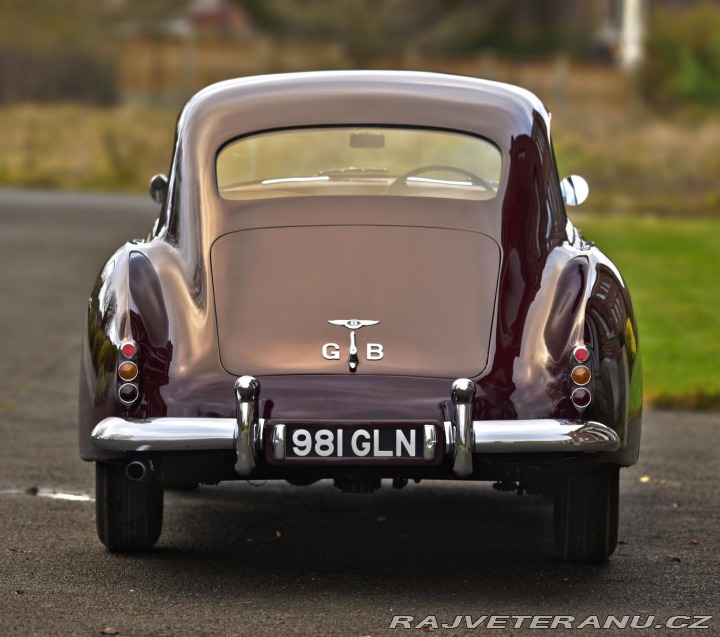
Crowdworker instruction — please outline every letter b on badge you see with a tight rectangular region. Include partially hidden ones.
[366,343,384,360]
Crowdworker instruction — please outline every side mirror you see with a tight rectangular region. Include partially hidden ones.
[560,175,589,206]
[149,174,169,205]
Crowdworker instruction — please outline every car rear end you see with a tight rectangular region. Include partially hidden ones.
[82,72,639,562]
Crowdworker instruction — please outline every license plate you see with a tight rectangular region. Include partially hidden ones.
[266,422,440,465]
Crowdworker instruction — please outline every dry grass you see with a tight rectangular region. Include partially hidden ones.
[0,104,176,192]
[1,99,719,217]
[553,114,720,215]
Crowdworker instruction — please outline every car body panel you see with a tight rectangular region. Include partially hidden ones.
[79,71,641,473]
[211,223,500,377]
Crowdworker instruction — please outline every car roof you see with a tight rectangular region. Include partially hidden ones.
[161,71,554,244]
[176,71,551,152]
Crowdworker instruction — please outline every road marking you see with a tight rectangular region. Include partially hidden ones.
[0,487,94,502]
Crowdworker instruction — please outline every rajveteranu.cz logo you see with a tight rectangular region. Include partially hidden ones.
[388,615,713,630]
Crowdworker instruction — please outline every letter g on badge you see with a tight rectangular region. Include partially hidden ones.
[322,343,340,360]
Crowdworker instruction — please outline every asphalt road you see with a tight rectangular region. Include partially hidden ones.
[0,189,718,637]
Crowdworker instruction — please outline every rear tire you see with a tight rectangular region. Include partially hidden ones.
[96,462,164,552]
[553,466,619,563]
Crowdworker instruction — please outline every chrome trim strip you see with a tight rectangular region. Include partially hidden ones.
[91,417,236,451]
[272,424,286,461]
[443,421,454,453]
[472,419,618,452]
[258,417,266,450]
[234,376,261,476]
[451,378,476,478]
[423,424,436,461]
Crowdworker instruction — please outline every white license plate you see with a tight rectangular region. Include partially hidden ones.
[286,426,424,460]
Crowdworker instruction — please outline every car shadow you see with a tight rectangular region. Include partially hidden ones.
[117,480,617,608]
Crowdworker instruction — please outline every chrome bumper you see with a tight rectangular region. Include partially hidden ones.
[92,375,263,477]
[91,417,240,452]
[91,376,620,477]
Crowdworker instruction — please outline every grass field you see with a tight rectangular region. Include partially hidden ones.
[575,214,720,409]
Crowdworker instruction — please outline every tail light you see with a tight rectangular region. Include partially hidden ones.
[571,387,591,408]
[118,383,140,405]
[570,344,592,410]
[571,365,591,386]
[118,361,138,381]
[117,340,139,406]
[120,341,137,358]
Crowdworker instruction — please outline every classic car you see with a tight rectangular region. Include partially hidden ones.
[79,70,642,563]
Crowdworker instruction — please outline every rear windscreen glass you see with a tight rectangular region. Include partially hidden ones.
[217,127,502,201]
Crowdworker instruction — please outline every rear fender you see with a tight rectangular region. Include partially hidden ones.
[79,246,173,461]
[582,260,642,465]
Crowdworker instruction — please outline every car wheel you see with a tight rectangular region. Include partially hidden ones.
[553,466,619,563]
[95,462,164,552]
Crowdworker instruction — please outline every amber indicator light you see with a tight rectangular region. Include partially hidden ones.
[118,361,138,381]
[121,342,137,358]
[571,365,591,386]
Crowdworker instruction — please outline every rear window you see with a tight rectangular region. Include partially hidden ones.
[216,127,502,201]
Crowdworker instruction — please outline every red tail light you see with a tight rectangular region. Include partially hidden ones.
[120,341,137,358]
[572,345,589,363]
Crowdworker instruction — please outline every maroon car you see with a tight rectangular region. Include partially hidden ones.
[79,71,642,562]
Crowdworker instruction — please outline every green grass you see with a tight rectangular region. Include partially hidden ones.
[574,214,720,408]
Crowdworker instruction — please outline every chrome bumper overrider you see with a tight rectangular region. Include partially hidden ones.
[91,376,621,477]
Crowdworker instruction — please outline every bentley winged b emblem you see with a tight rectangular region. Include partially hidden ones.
[324,319,383,372]
[328,319,379,330]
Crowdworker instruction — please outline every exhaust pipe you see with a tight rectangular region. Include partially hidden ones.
[126,459,153,482]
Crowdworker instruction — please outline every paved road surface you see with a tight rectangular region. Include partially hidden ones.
[0,190,718,636]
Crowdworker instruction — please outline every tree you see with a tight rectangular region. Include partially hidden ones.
[243,0,489,67]
[0,0,118,102]
[237,0,606,66]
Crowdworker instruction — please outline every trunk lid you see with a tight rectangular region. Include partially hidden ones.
[211,225,499,378]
